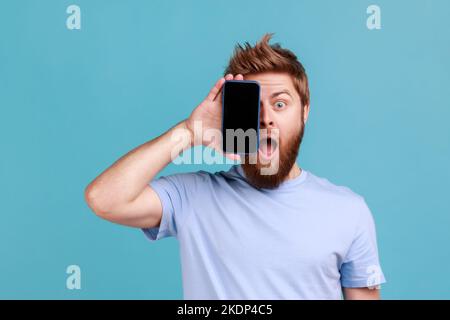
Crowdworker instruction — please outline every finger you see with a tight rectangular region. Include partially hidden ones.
[211,74,235,101]
[235,74,244,80]
[224,152,241,162]
[214,144,241,162]
[206,77,226,102]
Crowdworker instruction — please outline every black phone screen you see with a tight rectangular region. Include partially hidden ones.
[221,80,260,155]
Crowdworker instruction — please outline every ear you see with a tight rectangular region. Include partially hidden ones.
[302,104,310,124]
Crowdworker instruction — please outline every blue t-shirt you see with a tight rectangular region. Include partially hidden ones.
[142,165,386,299]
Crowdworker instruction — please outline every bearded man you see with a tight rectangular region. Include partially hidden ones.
[85,34,386,300]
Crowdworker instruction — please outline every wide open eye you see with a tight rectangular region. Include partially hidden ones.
[274,101,286,109]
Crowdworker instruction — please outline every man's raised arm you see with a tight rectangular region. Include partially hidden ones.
[84,120,192,228]
[84,74,242,228]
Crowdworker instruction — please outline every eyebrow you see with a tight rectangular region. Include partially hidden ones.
[270,90,293,99]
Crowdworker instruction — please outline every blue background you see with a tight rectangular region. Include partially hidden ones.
[1,0,449,299]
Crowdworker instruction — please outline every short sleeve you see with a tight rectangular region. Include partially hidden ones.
[340,198,386,288]
[142,171,203,242]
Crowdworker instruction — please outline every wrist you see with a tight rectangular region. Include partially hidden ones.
[183,119,208,148]
[163,120,194,163]
[177,119,196,149]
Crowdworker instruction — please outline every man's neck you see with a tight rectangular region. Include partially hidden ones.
[285,163,301,181]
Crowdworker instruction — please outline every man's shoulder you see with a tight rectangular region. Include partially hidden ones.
[305,171,366,204]
[304,171,372,223]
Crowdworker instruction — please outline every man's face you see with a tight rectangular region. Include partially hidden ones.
[241,72,309,189]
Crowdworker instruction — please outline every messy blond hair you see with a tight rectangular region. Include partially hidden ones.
[224,33,310,107]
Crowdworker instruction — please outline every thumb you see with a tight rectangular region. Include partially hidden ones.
[212,145,241,162]
[223,152,241,162]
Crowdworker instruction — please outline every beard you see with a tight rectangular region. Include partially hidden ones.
[241,123,304,190]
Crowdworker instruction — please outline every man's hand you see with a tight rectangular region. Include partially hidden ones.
[85,75,242,228]
[184,73,243,161]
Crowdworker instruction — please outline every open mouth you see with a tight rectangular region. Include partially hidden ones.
[258,136,278,158]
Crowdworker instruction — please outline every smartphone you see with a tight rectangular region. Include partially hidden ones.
[221,80,260,155]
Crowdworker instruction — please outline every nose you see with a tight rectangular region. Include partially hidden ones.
[259,101,274,129]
